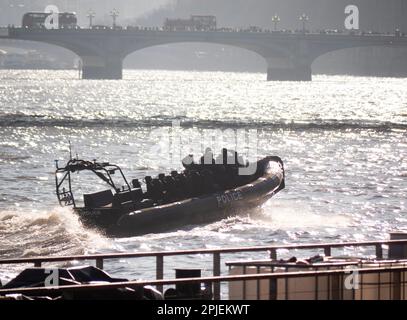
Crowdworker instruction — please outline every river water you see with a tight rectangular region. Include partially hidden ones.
[0,70,406,284]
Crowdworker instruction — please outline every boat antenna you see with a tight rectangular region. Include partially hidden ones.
[68,140,72,160]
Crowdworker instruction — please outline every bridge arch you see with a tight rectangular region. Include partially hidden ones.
[312,45,407,76]
[119,38,297,81]
[0,38,81,68]
[122,42,268,72]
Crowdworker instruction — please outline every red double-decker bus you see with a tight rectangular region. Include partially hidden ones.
[22,12,77,29]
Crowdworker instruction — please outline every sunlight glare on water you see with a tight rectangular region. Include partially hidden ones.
[0,70,406,280]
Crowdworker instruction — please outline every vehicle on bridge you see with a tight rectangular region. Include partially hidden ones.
[247,26,263,33]
[164,15,217,31]
[22,12,77,29]
[90,25,110,30]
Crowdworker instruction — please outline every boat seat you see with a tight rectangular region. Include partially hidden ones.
[132,179,141,189]
[84,190,114,208]
[114,188,143,205]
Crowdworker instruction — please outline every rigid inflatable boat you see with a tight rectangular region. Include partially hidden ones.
[55,153,285,237]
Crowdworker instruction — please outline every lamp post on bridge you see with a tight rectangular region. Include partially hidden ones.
[110,9,119,29]
[299,13,309,34]
[272,14,280,31]
[87,10,95,29]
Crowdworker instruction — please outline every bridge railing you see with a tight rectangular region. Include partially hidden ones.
[1,239,407,299]
[4,26,405,38]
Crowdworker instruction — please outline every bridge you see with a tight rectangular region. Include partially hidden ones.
[1,27,407,81]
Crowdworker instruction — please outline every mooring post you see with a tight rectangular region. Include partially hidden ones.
[156,255,164,293]
[213,253,221,300]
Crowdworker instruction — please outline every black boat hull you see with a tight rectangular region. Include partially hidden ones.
[75,157,285,237]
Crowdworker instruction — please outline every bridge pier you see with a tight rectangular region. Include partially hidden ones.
[81,55,123,80]
[267,65,312,81]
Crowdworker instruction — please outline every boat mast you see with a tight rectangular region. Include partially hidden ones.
[68,140,73,160]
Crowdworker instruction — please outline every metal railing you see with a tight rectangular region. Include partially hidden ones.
[5,26,407,38]
[1,263,407,300]
[1,239,407,299]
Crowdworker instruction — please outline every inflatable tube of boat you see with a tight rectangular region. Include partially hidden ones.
[111,157,285,237]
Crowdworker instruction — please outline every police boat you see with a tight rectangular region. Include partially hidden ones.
[55,150,285,237]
